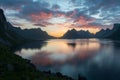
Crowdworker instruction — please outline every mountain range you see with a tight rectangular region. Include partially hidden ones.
[61,24,120,40]
[0,8,120,46]
[7,22,53,40]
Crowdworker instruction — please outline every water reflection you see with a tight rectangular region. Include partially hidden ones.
[14,39,120,80]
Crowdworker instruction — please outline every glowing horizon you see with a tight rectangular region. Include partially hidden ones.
[46,28,100,37]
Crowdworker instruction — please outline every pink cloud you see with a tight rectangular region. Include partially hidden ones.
[31,12,53,21]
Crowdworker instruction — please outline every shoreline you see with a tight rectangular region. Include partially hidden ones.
[0,43,75,80]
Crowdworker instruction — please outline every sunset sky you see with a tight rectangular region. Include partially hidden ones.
[1,0,120,37]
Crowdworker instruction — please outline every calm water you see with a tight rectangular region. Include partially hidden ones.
[14,39,120,80]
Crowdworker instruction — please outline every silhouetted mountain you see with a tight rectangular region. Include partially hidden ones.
[0,8,25,45]
[62,29,79,39]
[10,27,54,40]
[62,29,94,39]
[95,24,120,40]
[95,28,111,38]
[107,24,120,40]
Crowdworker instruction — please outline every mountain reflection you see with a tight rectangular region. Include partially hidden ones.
[14,39,120,80]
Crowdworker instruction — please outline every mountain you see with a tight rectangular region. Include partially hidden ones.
[95,24,120,40]
[62,29,94,39]
[62,24,120,40]
[95,28,111,38]
[107,24,120,40]
[7,23,54,40]
[62,29,79,39]
[0,9,25,45]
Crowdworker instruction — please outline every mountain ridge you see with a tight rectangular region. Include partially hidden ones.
[61,28,94,39]
[61,24,120,40]
[7,23,54,40]
[95,24,120,40]
[0,8,54,45]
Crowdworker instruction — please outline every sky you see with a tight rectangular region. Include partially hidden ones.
[1,0,120,37]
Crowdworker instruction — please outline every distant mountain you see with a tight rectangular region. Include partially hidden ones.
[62,29,94,39]
[0,9,25,45]
[95,24,120,40]
[95,28,111,38]
[7,23,54,40]
[62,24,120,40]
[107,24,120,40]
